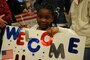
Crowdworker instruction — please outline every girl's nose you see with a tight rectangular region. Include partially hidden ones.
[41,18,47,21]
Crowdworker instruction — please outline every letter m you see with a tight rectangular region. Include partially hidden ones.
[49,43,65,59]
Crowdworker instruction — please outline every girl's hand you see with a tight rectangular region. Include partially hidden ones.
[46,27,59,37]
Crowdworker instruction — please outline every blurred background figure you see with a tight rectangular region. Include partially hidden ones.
[24,0,36,12]
[0,0,12,52]
[7,0,26,22]
[70,0,90,60]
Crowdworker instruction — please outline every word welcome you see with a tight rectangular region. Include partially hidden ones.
[6,26,80,59]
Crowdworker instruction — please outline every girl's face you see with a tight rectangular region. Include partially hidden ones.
[37,8,53,30]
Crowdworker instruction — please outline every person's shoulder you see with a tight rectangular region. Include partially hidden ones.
[30,24,38,29]
[57,27,69,31]
[57,27,78,35]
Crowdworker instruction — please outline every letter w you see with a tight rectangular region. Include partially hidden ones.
[6,26,21,40]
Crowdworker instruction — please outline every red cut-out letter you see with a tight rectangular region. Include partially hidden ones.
[41,32,53,46]
[17,32,25,45]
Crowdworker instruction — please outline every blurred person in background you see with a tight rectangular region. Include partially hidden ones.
[24,0,36,11]
[0,0,12,51]
[7,0,26,22]
[70,0,90,60]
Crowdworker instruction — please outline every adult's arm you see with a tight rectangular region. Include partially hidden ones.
[1,0,12,23]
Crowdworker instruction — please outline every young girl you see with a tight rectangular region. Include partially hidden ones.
[31,4,59,37]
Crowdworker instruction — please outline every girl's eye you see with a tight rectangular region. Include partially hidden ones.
[38,15,43,18]
[38,14,52,20]
[45,16,49,19]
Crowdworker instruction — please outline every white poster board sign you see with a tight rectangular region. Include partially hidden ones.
[1,26,85,60]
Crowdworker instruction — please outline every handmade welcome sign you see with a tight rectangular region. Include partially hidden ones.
[1,26,85,60]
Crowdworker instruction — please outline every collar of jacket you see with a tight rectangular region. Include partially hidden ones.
[74,0,83,5]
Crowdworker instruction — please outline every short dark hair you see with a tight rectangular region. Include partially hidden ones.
[37,4,54,15]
